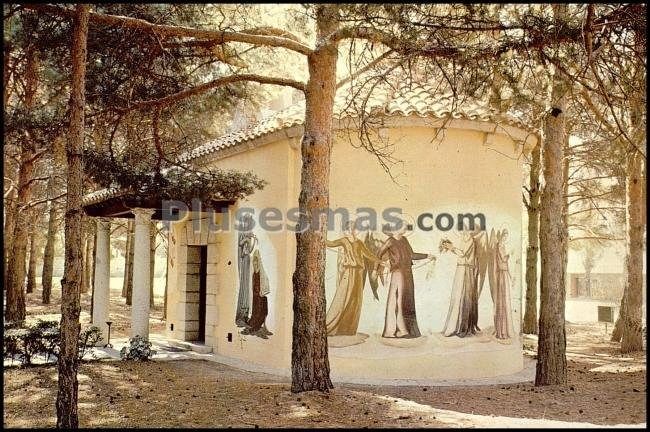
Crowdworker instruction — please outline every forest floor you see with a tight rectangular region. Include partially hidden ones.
[20,276,167,338]
[4,284,646,427]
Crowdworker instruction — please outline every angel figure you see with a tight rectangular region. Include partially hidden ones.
[325,220,382,336]
[440,226,488,338]
[489,228,514,340]
[241,249,273,339]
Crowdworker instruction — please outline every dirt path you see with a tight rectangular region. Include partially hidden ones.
[4,339,645,428]
[8,285,646,428]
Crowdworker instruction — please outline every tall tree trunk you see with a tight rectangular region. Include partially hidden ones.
[536,5,569,385]
[523,143,541,334]
[56,4,89,428]
[4,187,18,290]
[26,223,40,294]
[42,198,58,304]
[125,220,135,306]
[621,149,645,352]
[4,46,40,323]
[291,4,338,393]
[3,40,12,108]
[611,254,628,342]
[122,221,133,298]
[80,228,90,294]
[149,222,156,308]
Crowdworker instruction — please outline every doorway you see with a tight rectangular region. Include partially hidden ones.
[186,245,207,342]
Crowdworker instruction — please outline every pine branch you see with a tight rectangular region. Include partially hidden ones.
[22,4,314,56]
[113,74,306,112]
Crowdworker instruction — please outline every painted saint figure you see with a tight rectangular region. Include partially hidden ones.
[492,229,513,339]
[235,215,257,327]
[376,223,433,338]
[325,221,382,336]
[242,250,273,339]
[441,229,484,338]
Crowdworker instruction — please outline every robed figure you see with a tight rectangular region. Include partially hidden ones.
[376,224,432,338]
[441,229,488,338]
[325,221,381,336]
[235,216,257,327]
[242,250,273,339]
[488,228,513,340]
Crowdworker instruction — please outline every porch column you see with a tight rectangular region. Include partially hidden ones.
[131,208,155,340]
[92,217,111,345]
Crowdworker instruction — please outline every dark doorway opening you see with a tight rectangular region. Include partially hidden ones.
[186,245,207,343]
[198,246,207,342]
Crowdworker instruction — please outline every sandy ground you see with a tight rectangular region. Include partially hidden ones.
[22,276,167,339]
[4,323,646,428]
[4,281,646,428]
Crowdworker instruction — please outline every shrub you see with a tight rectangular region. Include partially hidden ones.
[3,330,23,365]
[119,335,156,361]
[32,320,61,362]
[78,326,102,361]
[2,321,102,366]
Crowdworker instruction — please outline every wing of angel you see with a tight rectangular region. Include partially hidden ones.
[474,230,490,297]
[363,232,381,300]
[486,228,498,302]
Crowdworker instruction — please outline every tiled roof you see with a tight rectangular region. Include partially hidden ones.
[178,82,534,163]
[82,187,127,206]
[85,82,535,206]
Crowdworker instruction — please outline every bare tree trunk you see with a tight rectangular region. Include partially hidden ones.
[56,4,89,428]
[80,228,91,294]
[611,260,627,342]
[42,198,57,304]
[126,220,135,306]
[4,187,17,290]
[122,220,133,298]
[5,47,40,323]
[291,4,338,394]
[150,222,156,308]
[621,149,645,353]
[536,7,569,385]
[26,223,40,294]
[523,143,541,334]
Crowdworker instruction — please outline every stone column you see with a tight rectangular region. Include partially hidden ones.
[131,208,155,340]
[92,218,111,345]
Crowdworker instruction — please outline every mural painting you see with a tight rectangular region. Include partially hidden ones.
[235,213,273,339]
[235,214,257,327]
[490,228,514,340]
[439,226,514,341]
[241,250,273,338]
[375,222,434,339]
[439,227,487,338]
[325,216,516,351]
[325,220,382,336]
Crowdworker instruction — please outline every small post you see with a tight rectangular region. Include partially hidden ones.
[104,321,113,348]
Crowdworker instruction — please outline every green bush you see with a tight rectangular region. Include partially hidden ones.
[2,321,102,366]
[78,326,102,361]
[119,335,156,361]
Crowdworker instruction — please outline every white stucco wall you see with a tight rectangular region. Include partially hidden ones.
[166,115,534,380]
